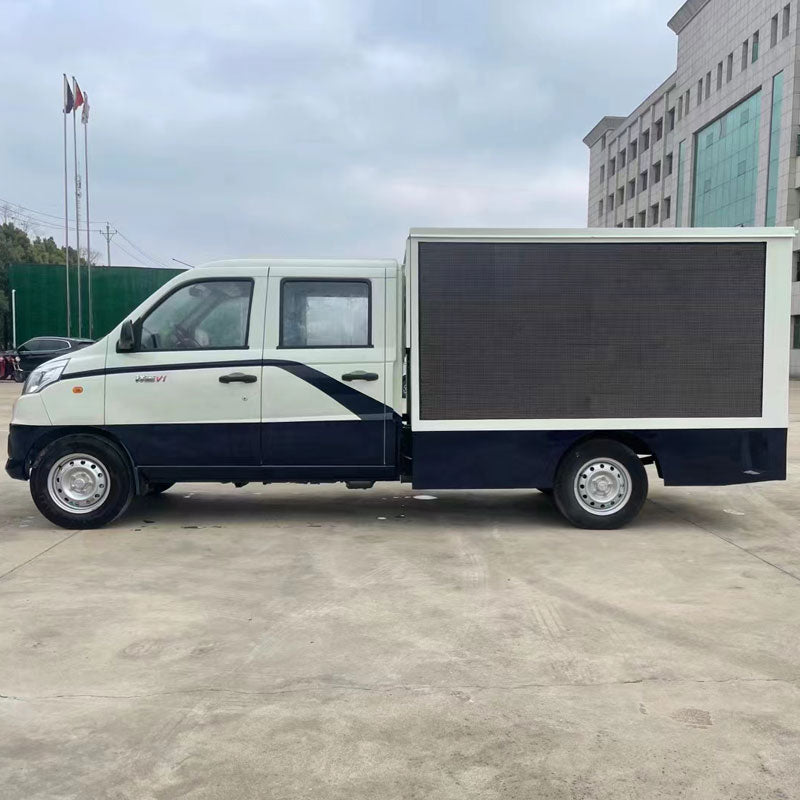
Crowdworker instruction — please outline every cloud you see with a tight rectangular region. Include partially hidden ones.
[0,0,680,265]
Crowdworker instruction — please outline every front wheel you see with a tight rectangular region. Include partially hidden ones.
[553,439,648,529]
[30,435,134,529]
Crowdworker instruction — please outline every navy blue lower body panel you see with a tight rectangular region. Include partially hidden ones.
[411,428,787,489]
[6,418,400,483]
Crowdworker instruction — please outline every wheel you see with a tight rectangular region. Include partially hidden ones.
[29,435,134,529]
[144,482,174,496]
[553,439,647,529]
[13,371,25,383]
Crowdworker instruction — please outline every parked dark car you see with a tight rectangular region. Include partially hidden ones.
[5,337,94,378]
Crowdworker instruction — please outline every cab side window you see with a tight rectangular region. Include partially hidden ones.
[280,280,370,348]
[139,280,253,351]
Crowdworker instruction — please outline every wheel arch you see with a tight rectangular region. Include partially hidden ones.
[553,431,660,480]
[26,427,142,493]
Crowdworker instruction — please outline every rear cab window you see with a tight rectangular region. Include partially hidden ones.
[279,280,371,348]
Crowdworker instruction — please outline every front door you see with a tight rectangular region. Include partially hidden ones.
[261,266,392,476]
[105,271,267,469]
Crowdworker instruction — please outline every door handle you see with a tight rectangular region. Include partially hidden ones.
[342,371,379,382]
[219,372,258,384]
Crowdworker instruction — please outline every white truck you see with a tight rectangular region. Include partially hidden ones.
[6,227,793,530]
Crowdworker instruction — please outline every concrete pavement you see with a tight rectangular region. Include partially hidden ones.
[1,381,800,799]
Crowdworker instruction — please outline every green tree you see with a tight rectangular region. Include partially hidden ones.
[0,222,81,347]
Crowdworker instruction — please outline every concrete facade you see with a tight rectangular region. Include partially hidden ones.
[584,0,800,377]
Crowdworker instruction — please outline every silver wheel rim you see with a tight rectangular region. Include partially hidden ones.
[573,457,632,516]
[47,453,111,514]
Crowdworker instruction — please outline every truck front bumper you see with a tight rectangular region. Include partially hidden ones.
[5,424,41,481]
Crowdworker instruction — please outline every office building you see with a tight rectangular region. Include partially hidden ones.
[583,0,800,376]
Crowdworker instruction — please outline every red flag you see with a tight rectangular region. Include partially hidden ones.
[72,77,84,110]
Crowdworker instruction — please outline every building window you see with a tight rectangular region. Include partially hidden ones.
[685,88,690,111]
[642,130,650,151]
[609,157,616,176]
[678,96,684,120]
[692,92,761,227]
[650,202,660,226]
[600,133,607,149]
[626,216,634,228]
[794,253,800,281]
[663,196,672,219]
[599,164,605,183]
[665,152,674,175]
[637,211,646,227]
[772,14,779,46]
[765,71,784,226]
[716,62,723,90]
[793,316,800,349]
[630,140,638,159]
[705,71,711,99]
[655,118,663,141]
[281,280,371,348]
[616,222,623,228]
[617,187,625,206]
[727,53,734,82]
[752,30,760,62]
[608,192,615,211]
[676,140,686,225]
[598,199,604,217]
[652,161,662,183]
[620,148,626,167]
[640,170,648,192]
[668,108,675,131]
[783,4,791,38]
[697,79,703,105]
[628,178,636,198]
[742,40,749,71]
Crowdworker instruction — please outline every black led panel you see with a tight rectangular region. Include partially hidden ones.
[417,241,765,419]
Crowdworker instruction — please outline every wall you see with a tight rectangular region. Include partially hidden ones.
[8,263,183,345]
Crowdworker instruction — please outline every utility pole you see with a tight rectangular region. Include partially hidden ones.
[99,222,117,267]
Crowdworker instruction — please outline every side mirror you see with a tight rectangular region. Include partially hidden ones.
[116,320,135,353]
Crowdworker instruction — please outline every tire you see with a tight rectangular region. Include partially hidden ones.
[553,439,648,530]
[144,482,174,496]
[29,435,134,529]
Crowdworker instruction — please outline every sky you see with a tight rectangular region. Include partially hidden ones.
[0,0,681,267]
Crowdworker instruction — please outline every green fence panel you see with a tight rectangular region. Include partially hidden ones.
[8,263,183,344]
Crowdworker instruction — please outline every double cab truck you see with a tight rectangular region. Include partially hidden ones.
[6,227,793,530]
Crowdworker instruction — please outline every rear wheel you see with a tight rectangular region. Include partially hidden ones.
[30,435,134,529]
[553,439,647,529]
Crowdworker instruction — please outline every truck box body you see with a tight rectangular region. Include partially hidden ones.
[407,229,792,489]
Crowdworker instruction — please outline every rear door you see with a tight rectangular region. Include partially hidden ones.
[104,270,267,468]
[261,266,390,474]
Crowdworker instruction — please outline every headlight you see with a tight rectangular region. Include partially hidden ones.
[23,360,69,394]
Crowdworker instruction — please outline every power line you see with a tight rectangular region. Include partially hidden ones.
[115,230,169,268]
[0,197,170,268]
[113,238,153,267]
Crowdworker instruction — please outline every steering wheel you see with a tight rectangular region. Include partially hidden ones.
[173,324,200,349]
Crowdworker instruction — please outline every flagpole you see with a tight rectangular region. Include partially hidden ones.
[62,77,71,337]
[72,94,82,338]
[83,95,92,339]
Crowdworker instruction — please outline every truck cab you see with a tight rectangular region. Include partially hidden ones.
[7,259,404,529]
